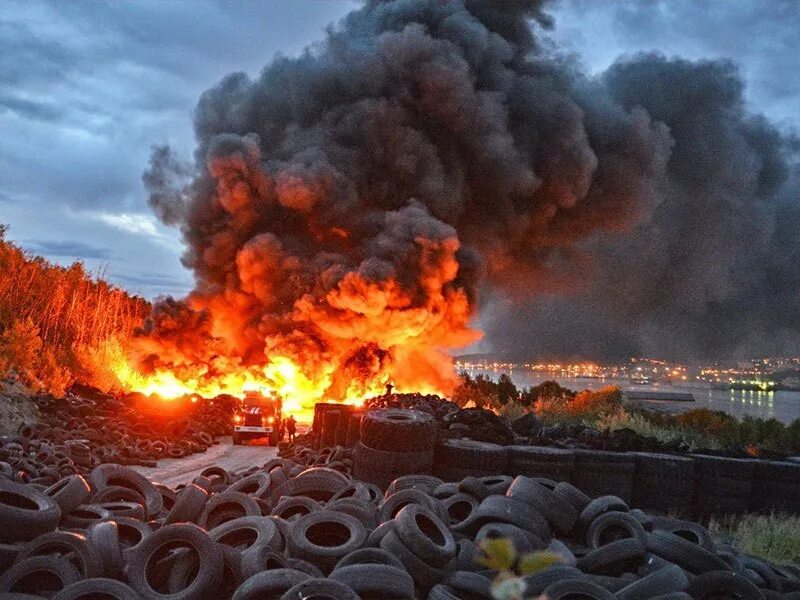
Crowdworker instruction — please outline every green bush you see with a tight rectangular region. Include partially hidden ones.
[710,514,800,566]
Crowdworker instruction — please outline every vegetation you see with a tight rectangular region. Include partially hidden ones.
[710,514,800,566]
[0,225,149,394]
[479,538,561,600]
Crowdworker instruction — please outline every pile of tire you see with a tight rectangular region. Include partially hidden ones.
[1,389,237,483]
[352,408,438,489]
[2,456,798,600]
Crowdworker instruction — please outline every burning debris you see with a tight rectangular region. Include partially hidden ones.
[113,0,674,409]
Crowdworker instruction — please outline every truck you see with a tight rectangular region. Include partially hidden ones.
[232,391,283,446]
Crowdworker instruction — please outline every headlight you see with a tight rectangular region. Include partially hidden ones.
[268,416,275,424]
[233,415,242,423]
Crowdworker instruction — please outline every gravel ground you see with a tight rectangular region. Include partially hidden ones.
[132,436,278,487]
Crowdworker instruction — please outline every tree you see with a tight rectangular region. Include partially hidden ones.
[497,373,518,405]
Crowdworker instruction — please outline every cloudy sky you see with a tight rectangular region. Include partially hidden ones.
[2,0,798,299]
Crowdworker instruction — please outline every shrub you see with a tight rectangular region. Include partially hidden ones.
[710,514,800,566]
[535,386,623,423]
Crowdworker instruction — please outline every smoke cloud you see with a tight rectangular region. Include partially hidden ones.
[143,0,797,378]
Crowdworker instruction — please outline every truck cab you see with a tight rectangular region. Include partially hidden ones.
[232,391,283,445]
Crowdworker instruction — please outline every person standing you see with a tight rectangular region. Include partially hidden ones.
[286,415,296,442]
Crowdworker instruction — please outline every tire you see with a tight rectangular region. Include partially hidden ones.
[441,571,493,598]
[15,530,104,578]
[586,511,647,549]
[522,565,586,595]
[87,521,124,579]
[333,547,405,571]
[270,467,349,503]
[210,515,281,554]
[646,530,729,574]
[378,488,448,524]
[330,482,373,505]
[543,578,617,600]
[228,472,271,500]
[380,530,444,590]
[578,495,629,528]
[353,442,433,489]
[287,510,367,574]
[686,570,765,600]
[329,564,415,599]
[475,522,543,554]
[327,497,379,529]
[508,446,576,482]
[88,464,162,519]
[105,516,151,560]
[458,476,492,501]
[0,555,81,595]
[126,523,223,600]
[443,493,480,527]
[434,439,508,474]
[166,483,209,525]
[459,494,551,541]
[631,453,695,513]
[650,517,714,550]
[385,474,443,497]
[198,491,261,529]
[478,475,513,495]
[576,538,646,576]
[98,500,146,521]
[365,520,395,548]
[240,547,289,579]
[394,504,456,567]
[554,481,592,512]
[360,409,437,453]
[44,475,92,516]
[279,578,360,600]
[574,450,635,504]
[507,476,578,534]
[232,568,310,600]
[54,578,139,600]
[617,564,690,600]
[447,538,482,573]
[271,496,320,521]
[0,478,61,543]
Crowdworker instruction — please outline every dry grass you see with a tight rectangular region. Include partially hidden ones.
[710,513,800,566]
[594,409,723,451]
[0,226,149,393]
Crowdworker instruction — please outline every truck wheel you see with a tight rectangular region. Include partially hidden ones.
[233,434,242,446]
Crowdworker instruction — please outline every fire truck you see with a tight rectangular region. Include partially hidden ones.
[232,391,283,446]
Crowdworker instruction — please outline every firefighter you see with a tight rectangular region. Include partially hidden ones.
[286,415,297,442]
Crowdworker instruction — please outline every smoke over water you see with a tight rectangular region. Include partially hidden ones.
[120,0,797,406]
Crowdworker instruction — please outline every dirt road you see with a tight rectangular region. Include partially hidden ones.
[132,437,277,487]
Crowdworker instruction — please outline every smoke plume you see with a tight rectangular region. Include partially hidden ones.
[139,0,796,394]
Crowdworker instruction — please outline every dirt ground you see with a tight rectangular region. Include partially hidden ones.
[0,380,39,435]
[132,436,279,487]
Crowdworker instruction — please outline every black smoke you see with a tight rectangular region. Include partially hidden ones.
[144,0,798,367]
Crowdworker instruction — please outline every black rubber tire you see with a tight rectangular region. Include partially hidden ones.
[394,504,456,567]
[232,568,311,600]
[458,494,551,540]
[586,511,648,549]
[15,530,104,578]
[578,495,629,528]
[166,483,209,525]
[0,555,81,595]
[365,520,395,548]
[475,522,544,554]
[447,538,482,573]
[554,481,592,512]
[286,510,367,574]
[522,565,586,595]
[686,570,765,600]
[574,450,635,503]
[198,490,261,529]
[210,515,281,553]
[360,409,437,453]
[508,445,576,482]
[105,516,150,560]
[0,478,61,543]
[458,476,492,501]
[240,546,289,579]
[88,464,162,519]
[98,500,146,520]
[617,564,690,600]
[279,578,360,600]
[507,475,578,534]
[87,521,124,579]
[329,564,415,599]
[434,439,508,473]
[544,578,618,600]
[646,531,729,574]
[385,474,444,497]
[199,466,231,486]
[330,482,373,505]
[741,556,783,592]
[270,467,349,503]
[443,493,479,527]
[432,482,461,500]
[93,485,147,508]
[327,497,379,529]
[271,496,321,521]
[380,529,444,590]
[333,547,405,571]
[126,523,223,600]
[378,488,447,524]
[54,578,140,600]
[651,518,714,551]
[478,475,513,495]
[441,570,493,598]
[576,538,646,576]
[353,442,433,489]
[428,584,464,599]
[229,472,271,500]
[44,475,92,516]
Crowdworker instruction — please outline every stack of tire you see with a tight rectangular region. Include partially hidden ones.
[507,445,576,482]
[751,460,800,513]
[630,452,695,515]
[353,408,437,489]
[573,450,636,504]
[433,439,509,482]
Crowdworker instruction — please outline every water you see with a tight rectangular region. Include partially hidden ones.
[465,368,800,424]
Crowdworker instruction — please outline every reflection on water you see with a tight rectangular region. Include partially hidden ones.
[466,369,800,424]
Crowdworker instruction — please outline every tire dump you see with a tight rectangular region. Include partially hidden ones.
[1,389,799,599]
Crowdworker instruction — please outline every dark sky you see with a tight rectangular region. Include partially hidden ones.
[2,0,798,315]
